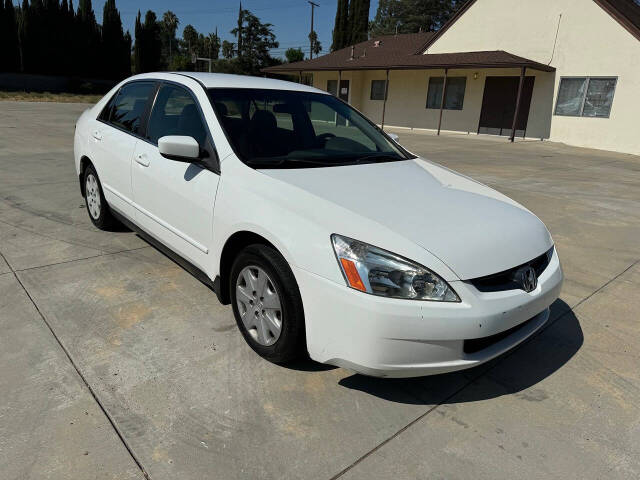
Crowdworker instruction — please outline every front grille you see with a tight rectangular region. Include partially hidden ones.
[463,316,536,354]
[469,246,553,293]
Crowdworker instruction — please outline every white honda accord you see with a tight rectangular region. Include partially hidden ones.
[74,72,563,377]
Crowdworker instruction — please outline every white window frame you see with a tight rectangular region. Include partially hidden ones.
[554,76,618,118]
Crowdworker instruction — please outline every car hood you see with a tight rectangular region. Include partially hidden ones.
[260,158,553,280]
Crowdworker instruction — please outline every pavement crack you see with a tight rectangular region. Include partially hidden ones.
[0,217,110,253]
[568,257,640,312]
[0,249,152,480]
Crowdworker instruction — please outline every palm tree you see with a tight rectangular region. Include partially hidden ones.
[162,11,179,65]
[208,29,220,60]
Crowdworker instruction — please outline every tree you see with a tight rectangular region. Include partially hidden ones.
[208,31,221,60]
[347,0,370,44]
[134,10,142,73]
[143,10,161,71]
[231,9,278,75]
[221,40,234,59]
[161,11,179,65]
[0,1,6,72]
[182,24,198,53]
[331,0,349,51]
[369,0,403,37]
[102,0,130,80]
[285,47,304,63]
[134,10,161,73]
[75,0,102,76]
[0,0,21,72]
[236,2,243,58]
[370,0,460,37]
[308,31,322,57]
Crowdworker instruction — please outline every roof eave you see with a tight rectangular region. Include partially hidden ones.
[263,62,555,73]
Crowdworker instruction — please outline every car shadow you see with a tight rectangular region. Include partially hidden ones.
[184,163,204,181]
[103,220,131,232]
[286,358,339,372]
[337,299,582,405]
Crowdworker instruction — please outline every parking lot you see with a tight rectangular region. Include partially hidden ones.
[1,100,639,479]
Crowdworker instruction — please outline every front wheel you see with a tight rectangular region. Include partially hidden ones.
[83,164,117,230]
[230,244,306,364]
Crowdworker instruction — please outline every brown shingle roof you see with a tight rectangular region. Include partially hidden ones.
[264,33,436,72]
[263,32,555,73]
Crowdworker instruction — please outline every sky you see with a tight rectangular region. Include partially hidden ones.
[90,0,381,59]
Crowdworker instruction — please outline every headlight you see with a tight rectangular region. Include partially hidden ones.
[331,234,459,302]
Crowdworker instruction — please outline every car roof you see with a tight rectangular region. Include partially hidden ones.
[127,72,327,94]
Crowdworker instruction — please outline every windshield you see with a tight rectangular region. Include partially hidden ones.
[207,88,412,169]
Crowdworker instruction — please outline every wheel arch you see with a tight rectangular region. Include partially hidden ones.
[78,156,93,197]
[217,230,287,305]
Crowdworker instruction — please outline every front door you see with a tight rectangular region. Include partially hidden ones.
[131,83,219,270]
[478,76,535,138]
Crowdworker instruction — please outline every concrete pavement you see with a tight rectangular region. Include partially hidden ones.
[0,101,638,479]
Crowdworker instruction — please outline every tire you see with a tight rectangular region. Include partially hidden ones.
[83,164,117,230]
[230,244,306,364]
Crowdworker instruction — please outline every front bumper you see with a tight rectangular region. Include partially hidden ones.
[294,248,563,378]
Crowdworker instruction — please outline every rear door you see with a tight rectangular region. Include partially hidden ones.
[90,81,156,219]
[131,82,219,270]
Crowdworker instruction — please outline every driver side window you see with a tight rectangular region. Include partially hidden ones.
[147,84,207,147]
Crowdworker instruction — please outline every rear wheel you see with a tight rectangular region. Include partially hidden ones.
[83,164,117,230]
[230,244,305,363]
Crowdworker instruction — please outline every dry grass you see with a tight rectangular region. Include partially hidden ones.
[0,91,101,103]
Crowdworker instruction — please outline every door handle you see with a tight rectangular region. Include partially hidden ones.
[135,153,150,167]
[92,130,102,141]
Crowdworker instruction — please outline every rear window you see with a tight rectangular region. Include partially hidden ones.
[107,82,155,134]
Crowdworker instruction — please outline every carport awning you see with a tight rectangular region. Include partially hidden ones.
[262,50,555,73]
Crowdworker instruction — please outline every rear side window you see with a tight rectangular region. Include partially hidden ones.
[108,82,155,134]
[98,92,118,121]
[146,84,207,146]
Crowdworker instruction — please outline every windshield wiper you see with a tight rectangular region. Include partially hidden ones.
[246,157,333,168]
[245,154,403,169]
[350,153,403,164]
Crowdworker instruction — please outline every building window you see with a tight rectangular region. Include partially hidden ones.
[426,76,466,110]
[327,80,337,96]
[370,80,387,100]
[300,73,313,86]
[555,77,617,118]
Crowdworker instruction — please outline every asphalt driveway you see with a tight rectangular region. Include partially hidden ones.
[1,101,639,479]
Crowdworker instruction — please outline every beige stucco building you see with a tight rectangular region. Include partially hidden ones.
[265,0,640,155]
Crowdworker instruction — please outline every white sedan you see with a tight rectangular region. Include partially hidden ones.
[74,72,563,378]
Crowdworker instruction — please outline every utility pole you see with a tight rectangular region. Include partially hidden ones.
[308,1,319,59]
[237,2,243,59]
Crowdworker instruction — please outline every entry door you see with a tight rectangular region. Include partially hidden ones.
[327,79,350,102]
[478,76,535,138]
[131,83,219,270]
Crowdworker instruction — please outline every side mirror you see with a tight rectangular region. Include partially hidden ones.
[387,132,400,143]
[158,135,200,162]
